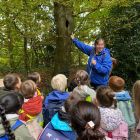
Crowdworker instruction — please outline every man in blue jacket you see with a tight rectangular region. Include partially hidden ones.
[71,34,112,88]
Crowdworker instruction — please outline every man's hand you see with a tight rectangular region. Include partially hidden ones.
[71,33,75,39]
[92,60,96,65]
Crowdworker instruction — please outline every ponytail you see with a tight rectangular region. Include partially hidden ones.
[96,86,116,108]
[106,90,117,108]
[71,101,105,140]
[0,105,15,140]
[78,127,104,140]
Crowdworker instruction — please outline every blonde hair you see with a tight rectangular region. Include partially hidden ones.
[133,80,140,118]
[51,74,67,92]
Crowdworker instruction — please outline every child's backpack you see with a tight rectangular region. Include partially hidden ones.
[26,118,43,140]
[117,100,136,128]
[43,100,64,127]
[100,121,128,140]
[0,120,24,140]
[38,123,69,140]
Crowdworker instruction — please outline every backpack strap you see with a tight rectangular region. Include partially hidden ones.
[19,109,35,121]
[11,120,24,131]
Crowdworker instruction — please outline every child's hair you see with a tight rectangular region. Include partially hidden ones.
[74,70,89,86]
[70,101,104,140]
[27,72,41,84]
[58,88,89,123]
[51,74,67,92]
[64,88,88,113]
[3,74,21,91]
[96,86,116,108]
[109,76,125,92]
[68,78,78,92]
[132,80,140,118]
[94,37,105,46]
[0,92,24,140]
[21,80,36,99]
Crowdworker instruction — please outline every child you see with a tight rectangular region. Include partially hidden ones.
[39,88,89,140]
[0,74,21,97]
[132,80,140,139]
[0,92,34,140]
[28,72,44,126]
[70,101,105,140]
[109,76,136,139]
[43,74,69,126]
[19,80,43,139]
[28,72,42,96]
[96,86,128,139]
[19,80,43,122]
[74,70,96,102]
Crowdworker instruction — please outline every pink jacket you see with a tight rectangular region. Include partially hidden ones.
[100,121,128,140]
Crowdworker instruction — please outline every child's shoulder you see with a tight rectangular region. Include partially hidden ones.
[115,90,131,101]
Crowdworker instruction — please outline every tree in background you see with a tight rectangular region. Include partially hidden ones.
[0,0,138,92]
[101,1,140,88]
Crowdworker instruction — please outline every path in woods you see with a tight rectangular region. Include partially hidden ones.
[0,79,3,87]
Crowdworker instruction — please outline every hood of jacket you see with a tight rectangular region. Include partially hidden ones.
[49,113,77,140]
[0,114,18,136]
[0,87,15,97]
[74,85,96,101]
[51,113,72,131]
[44,90,69,106]
[99,107,124,131]
[115,91,131,101]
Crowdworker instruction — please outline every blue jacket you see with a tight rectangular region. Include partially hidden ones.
[39,113,77,140]
[44,90,69,106]
[73,38,112,85]
[43,90,69,126]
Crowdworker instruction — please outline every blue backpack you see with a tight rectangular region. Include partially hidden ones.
[38,123,69,140]
[0,120,24,140]
[43,100,65,127]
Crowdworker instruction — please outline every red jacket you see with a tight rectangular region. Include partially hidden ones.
[19,96,43,122]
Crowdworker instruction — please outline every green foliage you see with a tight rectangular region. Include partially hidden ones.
[101,1,140,88]
[0,0,54,72]
[0,0,139,90]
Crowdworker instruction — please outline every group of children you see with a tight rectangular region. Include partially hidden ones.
[0,70,140,140]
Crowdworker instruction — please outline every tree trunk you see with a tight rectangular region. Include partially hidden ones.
[23,37,30,73]
[7,25,14,71]
[54,2,74,76]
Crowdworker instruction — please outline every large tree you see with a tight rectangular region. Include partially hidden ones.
[53,2,74,75]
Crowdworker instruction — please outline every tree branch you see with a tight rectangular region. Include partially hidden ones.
[74,0,103,33]
[73,0,103,17]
